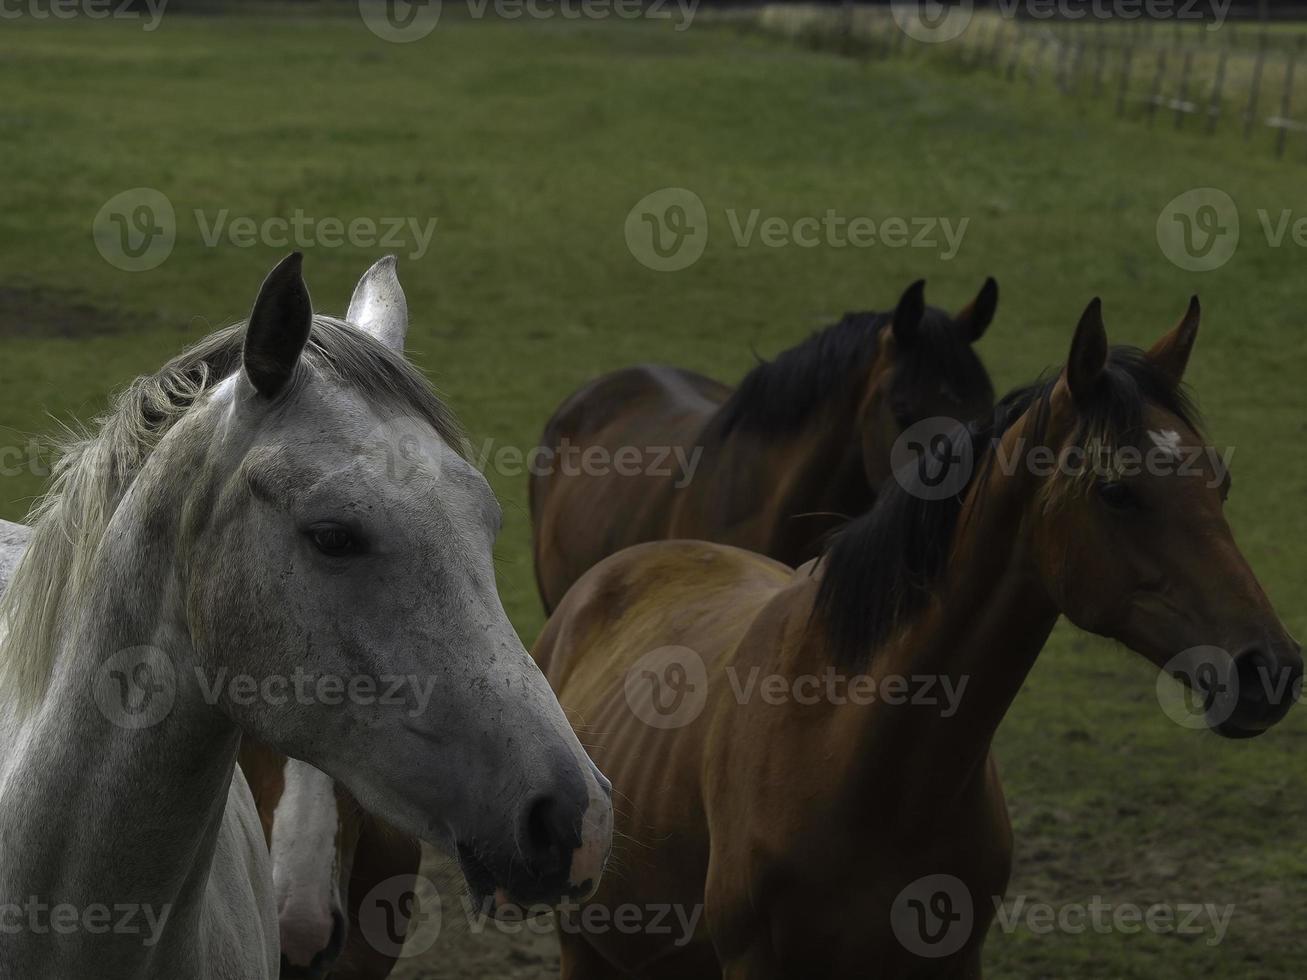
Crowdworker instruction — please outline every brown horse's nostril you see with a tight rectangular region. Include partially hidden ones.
[1231,647,1302,724]
[1233,649,1272,705]
[278,909,346,980]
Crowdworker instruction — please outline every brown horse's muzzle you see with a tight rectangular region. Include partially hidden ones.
[1209,641,1303,739]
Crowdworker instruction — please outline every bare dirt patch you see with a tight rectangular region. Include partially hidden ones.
[390,850,558,980]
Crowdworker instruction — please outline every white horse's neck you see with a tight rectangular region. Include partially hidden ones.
[0,420,272,979]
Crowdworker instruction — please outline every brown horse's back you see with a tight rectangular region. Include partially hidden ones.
[531,366,731,612]
[533,540,795,977]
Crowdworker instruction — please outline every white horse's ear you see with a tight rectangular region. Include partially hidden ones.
[346,256,408,353]
[245,252,313,398]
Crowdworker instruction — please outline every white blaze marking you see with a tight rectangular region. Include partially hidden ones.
[271,760,341,967]
[1149,429,1184,460]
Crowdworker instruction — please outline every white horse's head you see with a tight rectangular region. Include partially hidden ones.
[181,255,610,912]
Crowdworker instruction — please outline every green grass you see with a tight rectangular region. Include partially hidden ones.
[741,3,1307,157]
[1,9,1305,978]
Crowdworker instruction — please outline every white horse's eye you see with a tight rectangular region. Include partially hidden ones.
[309,524,358,557]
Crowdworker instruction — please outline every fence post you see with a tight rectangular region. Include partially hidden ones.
[1176,47,1194,129]
[1092,30,1107,98]
[1006,26,1022,81]
[1146,47,1167,127]
[991,17,1009,74]
[1068,39,1086,97]
[1244,31,1267,141]
[1117,39,1135,116]
[1206,30,1229,135]
[1275,37,1303,158]
[1031,35,1051,87]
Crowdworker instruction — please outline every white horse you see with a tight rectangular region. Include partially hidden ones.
[0,254,612,980]
[0,519,27,591]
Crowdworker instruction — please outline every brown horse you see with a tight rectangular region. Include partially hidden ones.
[238,743,421,980]
[533,298,1302,979]
[530,278,999,611]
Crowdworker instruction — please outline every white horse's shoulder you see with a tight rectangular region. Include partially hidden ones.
[196,768,277,980]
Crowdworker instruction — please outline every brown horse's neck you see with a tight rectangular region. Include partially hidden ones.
[690,393,871,563]
[802,425,1060,821]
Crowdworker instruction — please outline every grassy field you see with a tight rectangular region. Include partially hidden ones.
[1,8,1305,978]
[743,3,1307,158]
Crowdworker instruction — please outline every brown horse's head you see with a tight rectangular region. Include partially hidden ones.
[1015,298,1302,737]
[858,278,998,489]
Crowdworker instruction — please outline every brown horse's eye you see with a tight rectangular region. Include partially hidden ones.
[1097,481,1138,512]
[309,524,358,557]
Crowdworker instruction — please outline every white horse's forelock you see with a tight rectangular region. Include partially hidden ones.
[0,315,462,714]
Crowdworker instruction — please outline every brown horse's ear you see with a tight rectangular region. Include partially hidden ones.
[1066,297,1108,404]
[955,276,998,342]
[244,252,313,398]
[1146,296,1200,387]
[891,279,926,348]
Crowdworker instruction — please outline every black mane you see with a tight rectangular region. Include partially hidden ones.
[813,346,1203,669]
[706,307,990,439]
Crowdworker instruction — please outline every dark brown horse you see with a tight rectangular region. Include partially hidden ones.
[530,279,999,611]
[533,298,1301,979]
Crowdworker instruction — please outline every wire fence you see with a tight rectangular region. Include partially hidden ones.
[735,4,1307,161]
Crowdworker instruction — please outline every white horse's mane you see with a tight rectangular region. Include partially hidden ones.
[0,315,463,712]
